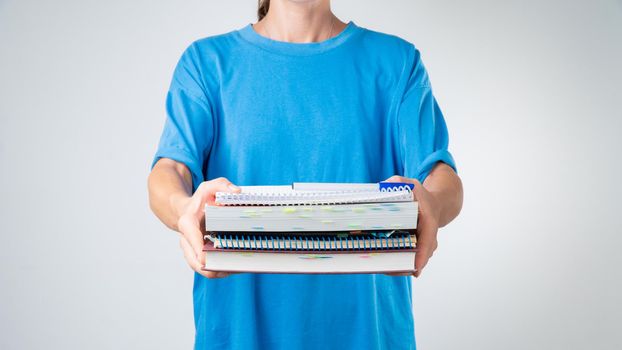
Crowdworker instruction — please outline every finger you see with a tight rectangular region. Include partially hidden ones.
[383,175,420,186]
[410,179,427,205]
[179,235,211,277]
[179,235,229,278]
[414,194,439,278]
[209,177,241,194]
[414,219,438,277]
[178,214,208,265]
[384,175,407,183]
[181,179,242,266]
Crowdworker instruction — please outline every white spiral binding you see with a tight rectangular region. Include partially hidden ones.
[215,189,413,206]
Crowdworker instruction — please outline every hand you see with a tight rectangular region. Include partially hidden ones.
[383,175,442,278]
[176,177,241,278]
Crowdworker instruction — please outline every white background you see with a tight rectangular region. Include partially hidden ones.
[1,0,621,349]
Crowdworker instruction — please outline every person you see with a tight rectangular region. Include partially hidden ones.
[148,0,463,348]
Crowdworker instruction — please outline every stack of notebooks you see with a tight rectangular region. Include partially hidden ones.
[203,183,419,274]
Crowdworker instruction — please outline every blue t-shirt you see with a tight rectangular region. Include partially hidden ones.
[153,21,456,350]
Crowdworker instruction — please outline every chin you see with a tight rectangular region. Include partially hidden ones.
[287,0,322,4]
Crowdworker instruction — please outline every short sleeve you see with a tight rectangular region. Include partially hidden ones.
[152,44,214,190]
[397,45,457,183]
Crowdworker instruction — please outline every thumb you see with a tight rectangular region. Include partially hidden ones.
[204,177,241,193]
[196,177,241,205]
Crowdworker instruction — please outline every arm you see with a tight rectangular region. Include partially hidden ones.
[386,162,463,277]
[148,158,240,278]
[148,158,194,231]
[421,162,463,228]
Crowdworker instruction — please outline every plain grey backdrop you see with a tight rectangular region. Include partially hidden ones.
[1,0,621,349]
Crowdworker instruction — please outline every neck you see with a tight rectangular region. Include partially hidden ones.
[255,0,343,43]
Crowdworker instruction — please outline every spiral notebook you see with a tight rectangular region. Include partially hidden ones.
[203,231,418,274]
[203,183,418,274]
[214,183,414,206]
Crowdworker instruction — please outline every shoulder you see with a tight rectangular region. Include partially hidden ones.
[358,26,415,51]
[351,24,429,89]
[178,29,240,64]
[354,25,420,65]
[192,30,241,53]
[170,30,241,95]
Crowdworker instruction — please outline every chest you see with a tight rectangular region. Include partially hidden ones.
[217,57,394,151]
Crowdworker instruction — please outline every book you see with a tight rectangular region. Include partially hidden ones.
[205,202,418,232]
[203,232,417,274]
[203,246,417,274]
[203,183,419,274]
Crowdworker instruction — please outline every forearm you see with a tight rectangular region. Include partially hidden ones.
[423,163,463,227]
[148,158,194,231]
